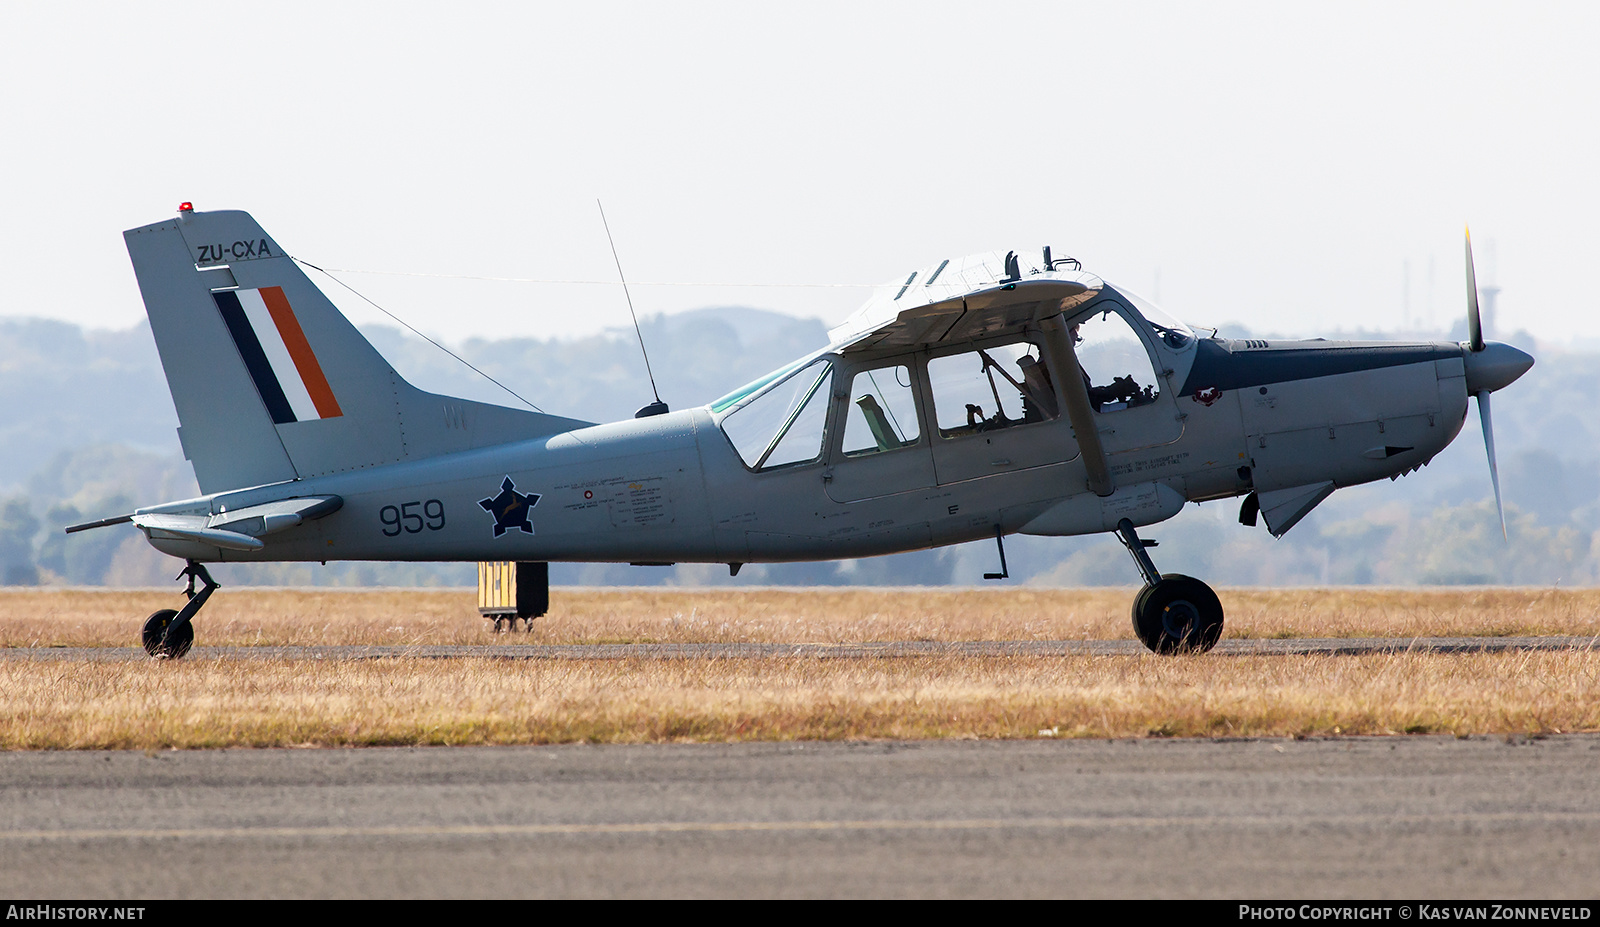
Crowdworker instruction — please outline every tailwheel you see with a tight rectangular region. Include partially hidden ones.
[139,560,217,660]
[142,609,194,659]
[1131,574,1223,654]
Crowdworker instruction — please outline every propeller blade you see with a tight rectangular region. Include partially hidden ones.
[1465,226,1484,352]
[1476,389,1507,540]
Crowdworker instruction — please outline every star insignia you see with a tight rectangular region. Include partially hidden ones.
[478,476,539,537]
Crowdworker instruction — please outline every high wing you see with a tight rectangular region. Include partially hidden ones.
[828,250,1102,352]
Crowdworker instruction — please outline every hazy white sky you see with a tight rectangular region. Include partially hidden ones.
[3,1,1596,345]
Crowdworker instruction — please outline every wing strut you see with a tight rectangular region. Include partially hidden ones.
[1041,314,1115,497]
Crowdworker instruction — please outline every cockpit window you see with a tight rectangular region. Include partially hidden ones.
[842,364,920,456]
[1070,307,1162,412]
[719,358,833,469]
[927,338,1059,438]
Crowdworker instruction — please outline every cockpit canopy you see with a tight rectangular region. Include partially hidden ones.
[710,248,1199,472]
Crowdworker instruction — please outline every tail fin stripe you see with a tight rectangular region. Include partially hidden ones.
[236,287,320,422]
[258,286,343,419]
[212,289,298,425]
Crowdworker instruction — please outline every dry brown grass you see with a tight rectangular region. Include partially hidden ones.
[3,587,1597,749]
[3,586,1598,648]
[3,651,1598,749]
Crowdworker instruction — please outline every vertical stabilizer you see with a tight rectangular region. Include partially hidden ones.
[125,207,591,494]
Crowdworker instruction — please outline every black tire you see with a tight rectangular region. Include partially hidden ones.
[1131,574,1223,654]
[141,608,194,659]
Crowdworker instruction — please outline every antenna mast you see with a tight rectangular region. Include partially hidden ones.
[598,200,668,417]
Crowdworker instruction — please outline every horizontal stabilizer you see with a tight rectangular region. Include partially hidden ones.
[132,515,265,551]
[208,495,343,536]
[131,495,343,552]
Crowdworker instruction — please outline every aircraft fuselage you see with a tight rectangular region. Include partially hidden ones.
[138,332,1478,566]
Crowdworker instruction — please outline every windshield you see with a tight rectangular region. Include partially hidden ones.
[1111,287,1195,350]
[718,357,833,469]
[708,346,832,414]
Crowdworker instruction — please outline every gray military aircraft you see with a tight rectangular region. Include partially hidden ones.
[70,205,1533,657]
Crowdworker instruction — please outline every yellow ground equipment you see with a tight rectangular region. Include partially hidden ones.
[477,561,549,631]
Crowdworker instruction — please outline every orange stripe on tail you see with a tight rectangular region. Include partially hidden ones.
[259,286,343,419]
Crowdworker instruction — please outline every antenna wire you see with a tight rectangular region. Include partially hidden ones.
[597,200,663,405]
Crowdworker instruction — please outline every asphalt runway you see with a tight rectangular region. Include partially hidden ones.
[4,736,1600,898]
[4,635,1596,662]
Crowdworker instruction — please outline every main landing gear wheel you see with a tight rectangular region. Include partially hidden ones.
[1114,518,1224,655]
[142,609,193,659]
[1131,574,1223,654]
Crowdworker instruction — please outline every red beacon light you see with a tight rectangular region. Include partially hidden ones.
[177,202,194,214]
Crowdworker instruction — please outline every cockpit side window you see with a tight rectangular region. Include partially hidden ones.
[1069,306,1162,412]
[926,338,1059,438]
[719,357,833,470]
[842,364,921,456]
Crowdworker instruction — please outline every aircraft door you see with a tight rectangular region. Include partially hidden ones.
[824,360,936,503]
[1069,302,1184,455]
[924,336,1077,486]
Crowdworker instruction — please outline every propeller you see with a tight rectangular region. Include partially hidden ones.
[1465,229,1485,352]
[1464,227,1499,536]
[1477,387,1505,539]
[1462,226,1528,540]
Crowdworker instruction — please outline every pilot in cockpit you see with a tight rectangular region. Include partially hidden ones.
[1069,320,1155,411]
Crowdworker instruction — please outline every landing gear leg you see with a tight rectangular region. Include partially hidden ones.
[141,561,218,659]
[1115,518,1223,654]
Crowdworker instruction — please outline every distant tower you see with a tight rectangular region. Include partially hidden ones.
[1477,284,1499,341]
[1402,258,1410,331]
